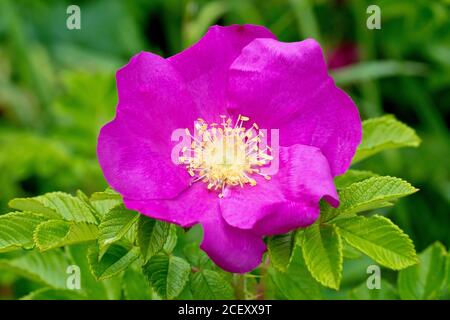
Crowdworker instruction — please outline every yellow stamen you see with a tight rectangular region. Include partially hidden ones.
[179,115,272,197]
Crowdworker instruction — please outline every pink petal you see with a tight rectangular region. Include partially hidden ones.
[98,52,198,199]
[220,144,338,236]
[126,183,266,273]
[227,38,361,176]
[168,24,276,122]
[200,211,266,273]
[123,183,215,227]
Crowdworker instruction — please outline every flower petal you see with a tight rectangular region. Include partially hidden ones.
[116,51,199,144]
[168,24,276,122]
[200,212,266,273]
[227,38,361,176]
[126,183,266,273]
[98,52,198,199]
[123,183,215,227]
[220,144,338,236]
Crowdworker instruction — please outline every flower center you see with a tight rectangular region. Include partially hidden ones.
[179,115,273,198]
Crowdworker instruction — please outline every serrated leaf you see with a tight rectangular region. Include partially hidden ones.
[76,190,102,221]
[89,189,122,216]
[353,115,421,163]
[183,243,215,270]
[321,176,418,222]
[137,216,171,263]
[88,243,139,281]
[91,199,123,217]
[0,212,47,252]
[269,246,322,300]
[143,253,190,300]
[98,205,139,256]
[123,266,153,300]
[14,192,98,224]
[398,242,447,300]
[334,215,418,270]
[334,170,379,189]
[8,198,60,219]
[267,232,296,272]
[0,250,70,289]
[34,220,99,251]
[66,244,121,300]
[90,188,122,201]
[190,270,234,300]
[163,224,178,254]
[301,223,343,290]
[21,288,87,300]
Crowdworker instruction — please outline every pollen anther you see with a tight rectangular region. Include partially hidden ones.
[179,115,272,197]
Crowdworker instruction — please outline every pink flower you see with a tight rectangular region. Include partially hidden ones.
[327,42,360,70]
[97,25,361,273]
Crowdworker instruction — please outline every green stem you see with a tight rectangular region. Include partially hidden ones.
[255,257,269,300]
[233,273,246,300]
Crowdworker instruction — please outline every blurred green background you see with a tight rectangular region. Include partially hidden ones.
[0,0,448,299]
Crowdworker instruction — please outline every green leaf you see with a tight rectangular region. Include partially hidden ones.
[0,250,70,289]
[447,255,450,298]
[269,246,322,300]
[14,192,98,224]
[334,170,379,189]
[76,190,103,221]
[123,266,153,300]
[267,232,297,272]
[34,220,99,251]
[8,198,60,219]
[143,253,191,300]
[353,115,421,163]
[348,279,398,300]
[137,216,171,263]
[39,192,98,223]
[66,244,121,300]
[190,270,234,300]
[89,189,122,216]
[398,242,448,299]
[343,243,363,260]
[0,212,47,252]
[334,215,418,270]
[183,243,215,271]
[90,188,122,201]
[163,224,178,254]
[88,243,140,281]
[176,283,194,300]
[98,204,139,256]
[321,176,418,222]
[21,288,87,300]
[301,223,343,290]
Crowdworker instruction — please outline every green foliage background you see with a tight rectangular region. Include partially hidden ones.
[0,0,448,299]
